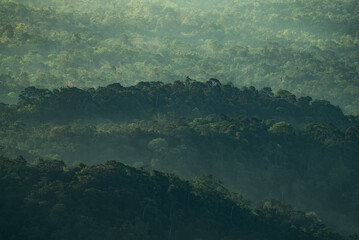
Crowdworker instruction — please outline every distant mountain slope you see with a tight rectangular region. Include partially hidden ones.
[0,0,358,113]
[0,156,346,240]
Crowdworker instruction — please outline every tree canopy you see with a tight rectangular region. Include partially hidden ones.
[0,156,346,240]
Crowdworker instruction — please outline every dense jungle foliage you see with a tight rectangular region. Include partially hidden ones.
[0,0,358,114]
[1,79,357,128]
[1,0,359,238]
[0,156,349,240]
[0,81,358,235]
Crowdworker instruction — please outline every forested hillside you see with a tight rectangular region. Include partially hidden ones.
[0,156,347,240]
[1,79,356,127]
[1,0,359,238]
[0,0,358,114]
[0,81,358,235]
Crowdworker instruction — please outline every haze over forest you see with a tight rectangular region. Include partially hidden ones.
[0,0,358,239]
[1,0,359,114]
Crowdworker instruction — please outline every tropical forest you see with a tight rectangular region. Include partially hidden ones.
[0,0,358,239]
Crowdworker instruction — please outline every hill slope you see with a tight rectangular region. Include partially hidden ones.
[0,81,358,235]
[0,156,346,240]
[0,0,358,113]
